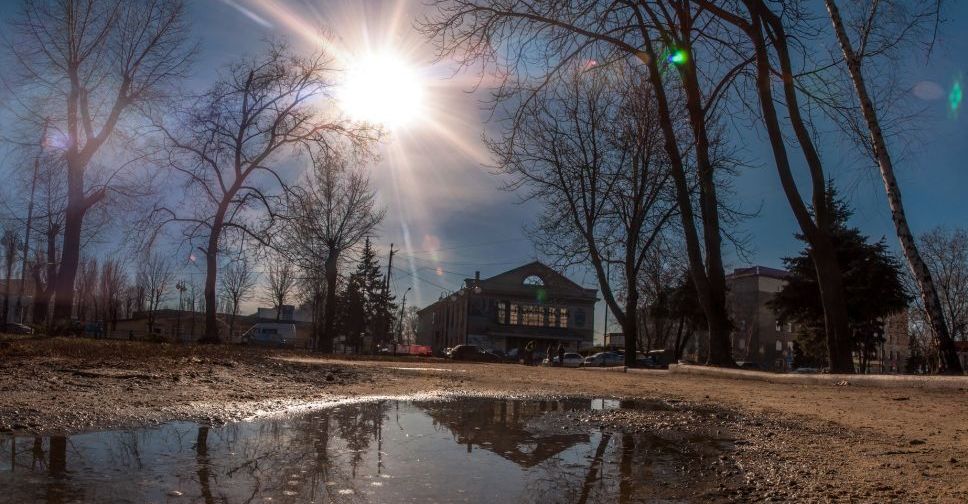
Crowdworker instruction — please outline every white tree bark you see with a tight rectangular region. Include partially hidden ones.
[825,0,963,373]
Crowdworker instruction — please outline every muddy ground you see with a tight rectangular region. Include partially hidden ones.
[1,337,967,502]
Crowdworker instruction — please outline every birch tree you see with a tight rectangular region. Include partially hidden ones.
[822,0,962,373]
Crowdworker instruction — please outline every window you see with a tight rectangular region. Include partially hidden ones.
[497,302,507,324]
[775,320,782,332]
[510,304,519,325]
[523,275,544,286]
[775,340,782,352]
[558,308,569,328]
[523,305,543,326]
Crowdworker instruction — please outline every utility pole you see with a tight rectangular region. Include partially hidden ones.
[16,119,48,323]
[398,286,411,346]
[382,243,395,348]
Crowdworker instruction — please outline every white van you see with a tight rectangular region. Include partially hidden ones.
[241,323,297,348]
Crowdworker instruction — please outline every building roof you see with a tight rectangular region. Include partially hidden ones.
[728,266,790,280]
[465,261,596,297]
[419,261,597,313]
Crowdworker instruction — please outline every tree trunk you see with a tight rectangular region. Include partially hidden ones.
[202,224,221,343]
[824,0,962,374]
[2,261,12,325]
[623,292,638,367]
[745,1,855,372]
[319,252,339,353]
[677,29,734,368]
[52,204,83,324]
[635,40,734,367]
[811,241,856,373]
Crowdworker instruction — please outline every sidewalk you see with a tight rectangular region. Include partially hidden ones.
[660,363,968,390]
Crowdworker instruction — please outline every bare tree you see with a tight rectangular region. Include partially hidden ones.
[421,0,741,366]
[75,257,98,322]
[98,258,127,332]
[263,255,297,321]
[284,147,384,352]
[916,228,968,350]
[819,0,961,373]
[1,228,21,325]
[684,0,861,371]
[136,253,174,337]
[492,63,677,367]
[220,258,256,341]
[6,0,194,325]
[153,42,375,343]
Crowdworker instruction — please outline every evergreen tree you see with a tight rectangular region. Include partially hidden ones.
[338,238,398,353]
[769,189,910,371]
[337,271,367,353]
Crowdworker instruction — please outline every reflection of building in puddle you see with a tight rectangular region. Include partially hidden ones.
[416,398,590,467]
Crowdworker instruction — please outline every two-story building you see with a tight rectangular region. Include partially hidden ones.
[416,262,597,355]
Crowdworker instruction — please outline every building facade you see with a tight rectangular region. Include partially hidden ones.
[679,265,911,372]
[416,262,597,355]
[726,266,797,370]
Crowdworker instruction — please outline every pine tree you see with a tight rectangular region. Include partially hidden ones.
[769,188,910,370]
[339,238,398,353]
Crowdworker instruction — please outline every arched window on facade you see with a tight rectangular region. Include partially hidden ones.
[523,274,544,286]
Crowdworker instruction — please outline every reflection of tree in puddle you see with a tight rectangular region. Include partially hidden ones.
[0,398,725,503]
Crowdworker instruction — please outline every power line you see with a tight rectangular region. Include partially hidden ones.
[389,264,454,292]
[397,237,529,257]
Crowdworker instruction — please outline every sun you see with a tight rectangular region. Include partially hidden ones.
[339,51,426,129]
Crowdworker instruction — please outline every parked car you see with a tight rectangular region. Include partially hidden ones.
[736,361,763,371]
[583,352,624,367]
[559,352,584,368]
[480,350,505,363]
[543,353,584,367]
[792,367,820,374]
[241,323,297,348]
[3,322,33,335]
[447,345,484,361]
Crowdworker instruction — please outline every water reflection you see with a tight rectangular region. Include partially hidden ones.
[0,398,729,503]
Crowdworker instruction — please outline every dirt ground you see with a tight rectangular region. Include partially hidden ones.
[2,337,967,502]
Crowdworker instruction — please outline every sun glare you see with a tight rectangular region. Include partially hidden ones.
[339,51,426,128]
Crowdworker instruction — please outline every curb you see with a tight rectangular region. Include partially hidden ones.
[666,364,968,391]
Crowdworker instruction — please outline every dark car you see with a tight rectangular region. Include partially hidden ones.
[480,350,504,362]
[3,322,34,335]
[449,344,484,361]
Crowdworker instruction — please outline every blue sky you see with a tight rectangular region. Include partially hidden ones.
[0,0,965,339]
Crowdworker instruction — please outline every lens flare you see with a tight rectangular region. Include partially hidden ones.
[339,51,426,128]
[667,49,688,65]
[949,79,963,117]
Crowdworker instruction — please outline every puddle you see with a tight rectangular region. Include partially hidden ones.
[0,397,733,503]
